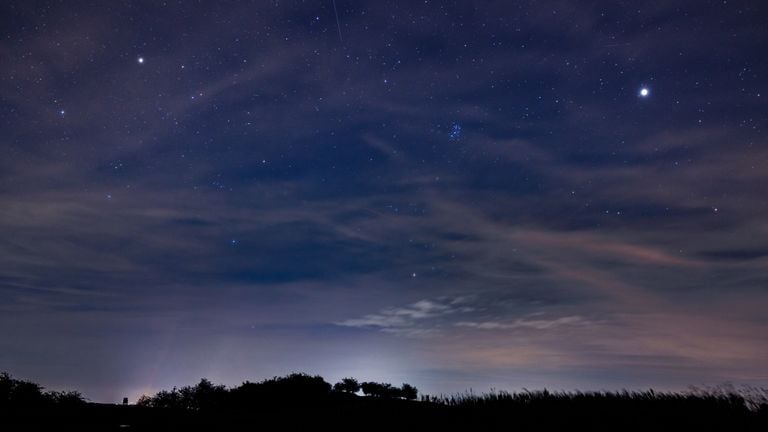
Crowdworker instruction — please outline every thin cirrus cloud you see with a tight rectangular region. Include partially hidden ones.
[455,316,589,331]
[336,298,475,336]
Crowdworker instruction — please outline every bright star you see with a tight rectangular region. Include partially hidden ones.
[639,87,650,97]
[137,57,144,64]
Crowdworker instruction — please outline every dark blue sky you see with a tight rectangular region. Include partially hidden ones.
[1,0,767,402]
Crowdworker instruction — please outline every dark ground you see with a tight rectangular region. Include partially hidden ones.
[3,372,767,431]
[4,391,768,431]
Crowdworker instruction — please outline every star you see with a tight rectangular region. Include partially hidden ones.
[137,57,145,64]
[639,87,650,97]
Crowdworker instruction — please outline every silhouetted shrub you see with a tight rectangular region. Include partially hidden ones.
[1,372,44,406]
[181,378,228,410]
[232,372,331,405]
[360,381,418,399]
[0,372,85,408]
[361,381,391,397]
[333,377,361,394]
[135,394,153,407]
[46,390,86,407]
[136,378,228,410]
[146,388,183,409]
[401,383,418,400]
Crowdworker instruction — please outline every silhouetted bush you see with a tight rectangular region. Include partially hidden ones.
[45,390,87,407]
[361,381,392,397]
[0,372,85,408]
[181,378,228,410]
[231,372,331,404]
[135,394,153,407]
[360,381,418,399]
[136,378,228,410]
[401,383,418,400]
[141,388,182,409]
[333,377,361,394]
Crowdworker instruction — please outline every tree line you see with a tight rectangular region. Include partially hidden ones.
[3,370,767,431]
[1,372,85,408]
[136,373,418,410]
[335,377,418,400]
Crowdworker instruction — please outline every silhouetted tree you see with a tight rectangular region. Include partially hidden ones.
[136,394,153,407]
[136,378,228,410]
[8,379,46,405]
[333,377,361,394]
[189,378,228,410]
[0,372,13,403]
[232,372,331,405]
[175,378,227,410]
[388,386,404,399]
[46,390,86,407]
[1,372,45,405]
[362,381,395,398]
[400,383,418,400]
[0,372,84,407]
[148,388,183,409]
[361,381,378,397]
[360,381,418,399]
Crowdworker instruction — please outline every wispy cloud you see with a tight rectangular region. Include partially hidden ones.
[456,315,589,331]
[336,298,474,336]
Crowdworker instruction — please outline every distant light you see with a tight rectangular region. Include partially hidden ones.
[639,87,650,97]
[137,57,145,64]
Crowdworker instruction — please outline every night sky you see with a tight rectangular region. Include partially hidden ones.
[2,1,767,403]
